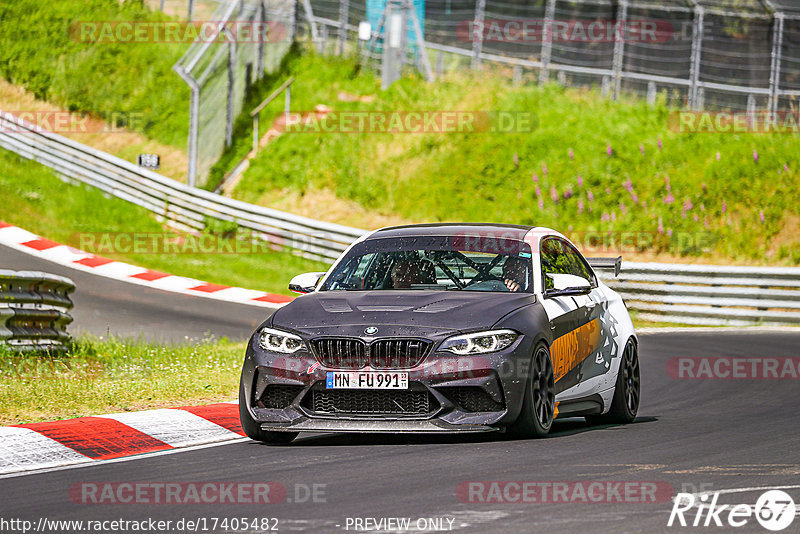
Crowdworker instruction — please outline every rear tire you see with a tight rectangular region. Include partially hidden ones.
[239,380,298,444]
[508,342,555,438]
[586,338,640,425]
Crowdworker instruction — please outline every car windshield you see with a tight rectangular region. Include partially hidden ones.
[319,235,533,292]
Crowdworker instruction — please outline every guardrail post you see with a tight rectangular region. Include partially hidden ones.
[611,0,628,100]
[539,0,556,85]
[187,0,195,21]
[688,5,704,110]
[471,0,486,70]
[647,81,656,106]
[338,0,350,55]
[768,12,784,114]
[160,0,165,11]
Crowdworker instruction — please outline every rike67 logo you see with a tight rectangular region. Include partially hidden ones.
[669,489,797,531]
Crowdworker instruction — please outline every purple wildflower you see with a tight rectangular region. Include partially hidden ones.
[543,163,548,175]
[568,148,574,160]
[587,190,594,202]
[639,144,645,155]
[550,186,558,202]
[606,143,613,156]
[722,200,727,214]
[513,153,519,168]
[578,199,584,214]
[631,192,639,204]
[759,210,765,223]
[657,138,662,150]
[716,151,721,161]
[532,173,538,183]
[538,198,544,210]
[753,150,758,162]
[577,174,583,188]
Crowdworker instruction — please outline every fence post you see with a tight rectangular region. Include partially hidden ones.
[301,0,322,53]
[688,5,704,110]
[160,0,165,11]
[226,29,236,148]
[338,0,350,55]
[611,0,628,100]
[539,0,556,84]
[187,0,195,21]
[768,12,784,115]
[471,0,486,70]
[174,66,200,187]
[257,0,266,78]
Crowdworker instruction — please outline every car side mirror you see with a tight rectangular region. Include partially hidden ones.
[288,272,326,294]
[544,273,592,297]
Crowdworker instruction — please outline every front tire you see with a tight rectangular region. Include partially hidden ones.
[586,338,640,425]
[508,342,555,438]
[239,381,298,444]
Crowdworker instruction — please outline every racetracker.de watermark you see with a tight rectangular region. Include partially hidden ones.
[72,232,289,255]
[69,20,287,43]
[457,19,674,43]
[457,481,674,504]
[69,482,326,505]
[668,111,800,134]
[667,357,800,380]
[0,111,143,134]
[280,111,537,134]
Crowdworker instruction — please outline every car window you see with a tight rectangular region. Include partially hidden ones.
[319,236,533,292]
[540,237,596,290]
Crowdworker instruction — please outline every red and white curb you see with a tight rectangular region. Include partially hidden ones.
[0,221,294,308]
[0,403,245,476]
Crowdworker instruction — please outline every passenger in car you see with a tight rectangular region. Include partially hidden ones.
[502,256,528,292]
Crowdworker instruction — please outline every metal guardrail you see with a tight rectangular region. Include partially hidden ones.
[597,262,800,326]
[0,112,366,262]
[0,270,75,351]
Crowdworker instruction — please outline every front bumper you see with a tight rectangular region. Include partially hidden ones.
[241,334,534,434]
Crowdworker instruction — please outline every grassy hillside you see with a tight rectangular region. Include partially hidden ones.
[0,0,189,146]
[223,49,800,264]
[0,149,328,295]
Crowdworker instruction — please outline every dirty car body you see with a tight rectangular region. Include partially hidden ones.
[239,224,639,442]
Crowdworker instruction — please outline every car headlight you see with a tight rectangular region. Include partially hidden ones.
[439,329,519,355]
[258,328,307,353]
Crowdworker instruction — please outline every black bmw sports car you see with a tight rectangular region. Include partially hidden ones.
[239,223,640,443]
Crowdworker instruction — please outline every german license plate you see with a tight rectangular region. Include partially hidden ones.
[325,371,408,389]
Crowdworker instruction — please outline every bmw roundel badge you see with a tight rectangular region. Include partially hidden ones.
[364,326,378,335]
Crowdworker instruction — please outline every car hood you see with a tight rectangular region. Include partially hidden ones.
[270,290,535,336]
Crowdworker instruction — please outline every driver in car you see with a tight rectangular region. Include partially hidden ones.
[391,260,422,289]
[502,256,528,292]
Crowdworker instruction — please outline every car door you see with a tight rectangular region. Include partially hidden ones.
[539,237,609,397]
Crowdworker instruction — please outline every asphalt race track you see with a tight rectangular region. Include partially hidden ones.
[2,245,800,533]
[1,244,266,341]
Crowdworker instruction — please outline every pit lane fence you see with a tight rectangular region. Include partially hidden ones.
[0,270,75,352]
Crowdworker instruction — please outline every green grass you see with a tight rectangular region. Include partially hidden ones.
[0,0,190,147]
[224,48,800,264]
[0,336,244,424]
[0,149,328,295]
